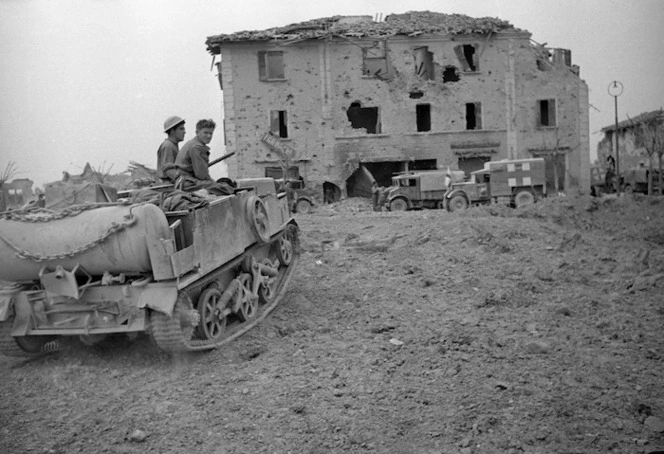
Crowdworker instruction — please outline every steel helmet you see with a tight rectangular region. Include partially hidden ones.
[163,116,185,133]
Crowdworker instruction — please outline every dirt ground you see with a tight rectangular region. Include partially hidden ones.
[1,194,663,454]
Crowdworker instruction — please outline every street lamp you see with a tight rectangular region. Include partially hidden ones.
[608,81,623,186]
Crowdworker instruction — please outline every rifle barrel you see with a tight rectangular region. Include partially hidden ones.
[209,152,236,167]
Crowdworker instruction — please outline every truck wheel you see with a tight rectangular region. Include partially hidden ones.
[514,190,535,208]
[623,184,633,194]
[448,194,468,212]
[389,197,409,211]
[295,198,312,214]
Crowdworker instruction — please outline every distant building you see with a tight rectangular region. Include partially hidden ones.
[206,11,590,198]
[0,178,35,210]
[597,108,664,172]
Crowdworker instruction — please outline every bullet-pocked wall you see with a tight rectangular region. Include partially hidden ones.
[213,19,590,197]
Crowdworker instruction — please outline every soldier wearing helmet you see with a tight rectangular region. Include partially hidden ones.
[157,116,186,182]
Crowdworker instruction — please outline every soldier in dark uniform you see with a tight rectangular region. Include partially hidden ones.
[174,119,233,196]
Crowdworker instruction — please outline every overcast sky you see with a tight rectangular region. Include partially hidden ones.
[1,0,663,187]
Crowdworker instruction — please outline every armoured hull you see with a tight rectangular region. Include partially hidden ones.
[0,180,299,356]
[0,203,170,282]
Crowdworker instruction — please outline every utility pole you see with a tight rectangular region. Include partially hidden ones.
[608,81,623,193]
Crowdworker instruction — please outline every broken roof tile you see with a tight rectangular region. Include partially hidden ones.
[206,11,521,52]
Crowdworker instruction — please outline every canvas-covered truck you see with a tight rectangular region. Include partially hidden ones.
[444,158,546,211]
[0,178,298,356]
[386,169,466,211]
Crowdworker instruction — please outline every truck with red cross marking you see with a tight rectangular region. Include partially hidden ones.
[443,157,547,211]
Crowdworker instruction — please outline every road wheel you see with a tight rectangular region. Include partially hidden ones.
[389,197,409,212]
[448,194,469,212]
[246,195,271,244]
[196,287,227,341]
[514,190,535,208]
[295,198,312,214]
[276,224,298,266]
[236,274,258,322]
[276,233,293,266]
[623,184,633,194]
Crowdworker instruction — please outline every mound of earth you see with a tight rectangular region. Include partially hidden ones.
[1,194,663,454]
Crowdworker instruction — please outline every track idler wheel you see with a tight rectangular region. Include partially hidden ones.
[150,293,199,353]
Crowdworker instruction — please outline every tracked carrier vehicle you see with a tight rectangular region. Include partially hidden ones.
[0,178,298,355]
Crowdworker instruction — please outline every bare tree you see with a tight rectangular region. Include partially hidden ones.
[89,162,114,184]
[628,110,664,195]
[658,129,664,195]
[538,127,576,194]
[274,143,298,180]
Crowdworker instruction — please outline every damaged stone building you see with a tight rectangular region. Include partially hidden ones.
[597,109,664,172]
[206,11,590,199]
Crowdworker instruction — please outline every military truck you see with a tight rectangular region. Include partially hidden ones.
[276,178,315,214]
[623,166,660,194]
[385,169,466,211]
[444,158,546,211]
[590,165,621,196]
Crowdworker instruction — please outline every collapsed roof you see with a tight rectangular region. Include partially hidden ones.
[206,11,522,53]
[601,109,664,133]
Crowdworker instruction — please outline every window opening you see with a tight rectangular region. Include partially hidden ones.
[346,102,381,134]
[409,91,424,99]
[408,159,437,171]
[454,44,478,72]
[258,51,285,80]
[362,42,390,79]
[465,103,482,130]
[538,99,556,127]
[414,47,434,80]
[458,157,490,175]
[443,66,460,83]
[270,110,288,138]
[416,104,431,132]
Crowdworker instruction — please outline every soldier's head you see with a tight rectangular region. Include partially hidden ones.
[164,116,186,143]
[195,119,216,145]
